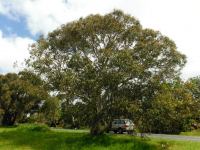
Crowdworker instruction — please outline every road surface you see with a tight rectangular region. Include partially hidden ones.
[147,133,200,141]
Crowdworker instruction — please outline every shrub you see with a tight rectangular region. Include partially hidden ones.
[18,124,50,132]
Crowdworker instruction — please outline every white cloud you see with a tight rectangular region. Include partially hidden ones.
[0,0,126,35]
[0,0,200,78]
[130,0,200,80]
[0,30,34,73]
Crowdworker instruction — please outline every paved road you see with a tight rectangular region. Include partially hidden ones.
[110,131,200,141]
[147,133,200,141]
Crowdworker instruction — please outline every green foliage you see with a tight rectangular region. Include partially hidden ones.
[41,97,61,126]
[61,101,86,129]
[0,71,48,126]
[134,80,200,134]
[27,10,186,135]
[18,124,50,132]
[186,76,200,100]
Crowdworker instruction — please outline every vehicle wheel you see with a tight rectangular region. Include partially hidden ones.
[118,128,123,134]
[114,130,117,134]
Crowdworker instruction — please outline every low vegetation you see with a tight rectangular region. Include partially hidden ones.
[0,124,200,150]
[0,124,157,150]
[181,129,200,136]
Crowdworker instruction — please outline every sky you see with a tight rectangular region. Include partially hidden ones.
[0,0,199,79]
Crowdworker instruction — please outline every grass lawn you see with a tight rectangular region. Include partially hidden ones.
[0,124,200,150]
[180,129,200,136]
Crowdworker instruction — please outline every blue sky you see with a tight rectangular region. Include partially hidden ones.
[0,0,200,79]
[0,15,35,39]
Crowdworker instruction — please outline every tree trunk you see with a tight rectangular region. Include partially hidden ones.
[90,119,106,135]
[90,123,104,135]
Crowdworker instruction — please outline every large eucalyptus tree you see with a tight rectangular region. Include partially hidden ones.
[27,10,186,135]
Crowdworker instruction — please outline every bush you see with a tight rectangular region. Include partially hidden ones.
[18,124,50,132]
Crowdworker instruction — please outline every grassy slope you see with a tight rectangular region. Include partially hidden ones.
[0,124,199,150]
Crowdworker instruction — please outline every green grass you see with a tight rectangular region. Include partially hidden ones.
[180,129,200,136]
[0,124,200,150]
[167,141,200,150]
[0,124,158,150]
[150,138,200,150]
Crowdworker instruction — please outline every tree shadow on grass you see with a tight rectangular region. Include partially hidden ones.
[0,128,160,150]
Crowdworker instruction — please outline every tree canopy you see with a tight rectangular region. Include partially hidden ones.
[27,10,186,135]
[0,71,48,126]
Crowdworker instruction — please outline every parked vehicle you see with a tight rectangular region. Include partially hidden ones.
[111,119,135,134]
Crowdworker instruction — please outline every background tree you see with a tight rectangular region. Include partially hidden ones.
[186,76,200,100]
[0,71,48,126]
[61,101,86,129]
[184,77,200,126]
[41,97,61,127]
[135,80,200,134]
[27,10,186,135]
